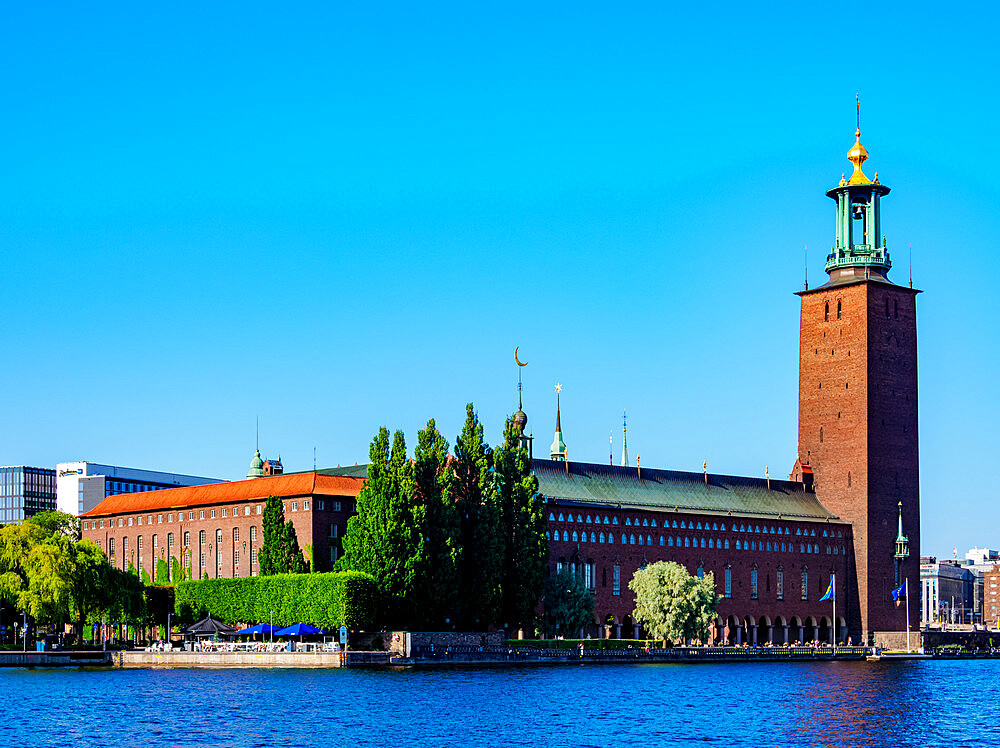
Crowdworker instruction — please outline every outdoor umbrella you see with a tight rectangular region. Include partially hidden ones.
[274,623,325,636]
[235,624,281,636]
[182,615,238,638]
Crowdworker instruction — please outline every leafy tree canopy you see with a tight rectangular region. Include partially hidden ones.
[629,561,720,644]
[542,568,594,637]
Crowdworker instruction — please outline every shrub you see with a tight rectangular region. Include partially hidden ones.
[173,571,378,629]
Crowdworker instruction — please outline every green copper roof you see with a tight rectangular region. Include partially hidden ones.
[313,464,370,478]
[533,459,841,523]
[246,448,264,479]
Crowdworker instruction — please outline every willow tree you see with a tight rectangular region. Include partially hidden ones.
[629,561,719,645]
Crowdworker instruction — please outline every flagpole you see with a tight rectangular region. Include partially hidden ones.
[832,571,837,654]
[905,578,911,653]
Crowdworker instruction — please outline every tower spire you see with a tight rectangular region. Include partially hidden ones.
[513,347,531,456]
[549,383,567,461]
[620,410,628,467]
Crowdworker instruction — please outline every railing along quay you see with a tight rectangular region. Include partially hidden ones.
[408,645,873,664]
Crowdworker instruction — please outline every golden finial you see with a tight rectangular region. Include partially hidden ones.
[846,127,871,185]
[839,172,847,187]
[873,171,880,185]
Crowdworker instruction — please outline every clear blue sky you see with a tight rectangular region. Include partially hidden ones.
[2,3,997,559]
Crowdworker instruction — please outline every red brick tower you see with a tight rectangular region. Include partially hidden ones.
[794,123,920,647]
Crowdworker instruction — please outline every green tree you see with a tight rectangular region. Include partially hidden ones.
[258,496,306,575]
[408,418,460,628]
[493,416,548,634]
[452,403,501,629]
[542,567,594,637]
[629,561,720,645]
[338,427,415,627]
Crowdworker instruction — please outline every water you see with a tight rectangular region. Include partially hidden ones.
[1,661,996,747]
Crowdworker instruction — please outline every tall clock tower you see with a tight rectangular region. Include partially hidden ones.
[794,125,920,647]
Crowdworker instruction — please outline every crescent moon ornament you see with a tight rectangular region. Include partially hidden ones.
[514,347,528,367]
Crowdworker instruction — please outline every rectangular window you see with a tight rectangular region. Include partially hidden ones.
[200,530,206,544]
[317,500,325,511]
[221,508,227,518]
[158,514,163,524]
[244,506,250,516]
[329,524,339,539]
[724,568,732,598]
[128,517,133,527]
[138,536,143,550]
[777,570,784,600]
[613,564,621,596]
[304,500,310,510]
[184,532,190,546]
[801,571,809,600]
[234,550,240,567]
[585,562,594,590]
[333,501,341,512]
[233,527,240,544]
[750,569,758,599]
[200,552,206,568]
[200,510,205,520]
[292,501,298,512]
[137,517,142,526]
[168,513,173,523]
[109,538,115,555]
[211,509,216,518]
[256,505,262,515]
[216,529,222,545]
[251,548,259,567]
[329,546,337,563]
[250,526,257,542]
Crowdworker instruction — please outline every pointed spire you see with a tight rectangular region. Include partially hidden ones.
[549,383,567,461]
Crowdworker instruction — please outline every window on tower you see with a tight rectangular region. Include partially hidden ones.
[824,302,830,321]
[837,300,842,319]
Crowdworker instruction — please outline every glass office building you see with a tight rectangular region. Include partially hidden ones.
[0,466,57,524]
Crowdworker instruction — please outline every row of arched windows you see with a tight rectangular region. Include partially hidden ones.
[824,300,843,321]
[547,511,845,540]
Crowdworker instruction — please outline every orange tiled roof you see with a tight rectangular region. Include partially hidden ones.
[81,472,363,517]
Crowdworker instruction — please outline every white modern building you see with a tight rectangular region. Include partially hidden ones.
[56,461,224,516]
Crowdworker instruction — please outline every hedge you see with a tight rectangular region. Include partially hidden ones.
[173,571,378,630]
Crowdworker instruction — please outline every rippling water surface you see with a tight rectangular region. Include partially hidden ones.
[1,660,995,747]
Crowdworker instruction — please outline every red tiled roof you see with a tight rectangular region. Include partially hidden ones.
[81,473,363,517]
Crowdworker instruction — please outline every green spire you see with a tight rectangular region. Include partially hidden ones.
[894,501,909,560]
[549,384,567,461]
[246,448,264,479]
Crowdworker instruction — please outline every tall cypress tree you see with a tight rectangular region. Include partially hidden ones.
[409,418,460,629]
[493,415,548,635]
[452,403,501,629]
[258,495,286,575]
[339,427,414,627]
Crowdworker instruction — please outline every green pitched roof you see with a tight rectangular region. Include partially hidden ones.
[533,459,841,523]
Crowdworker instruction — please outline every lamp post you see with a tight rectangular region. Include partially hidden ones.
[23,611,28,652]
[270,610,275,645]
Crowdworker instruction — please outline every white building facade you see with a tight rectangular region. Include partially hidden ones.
[56,461,224,516]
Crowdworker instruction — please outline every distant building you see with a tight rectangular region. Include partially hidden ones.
[920,557,975,625]
[245,449,283,478]
[80,456,362,579]
[966,547,999,566]
[985,566,1000,626]
[56,461,224,516]
[0,466,57,524]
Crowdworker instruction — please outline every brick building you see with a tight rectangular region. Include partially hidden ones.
[984,566,1000,627]
[80,468,362,580]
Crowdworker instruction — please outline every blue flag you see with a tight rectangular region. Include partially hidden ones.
[819,580,834,602]
[891,579,908,606]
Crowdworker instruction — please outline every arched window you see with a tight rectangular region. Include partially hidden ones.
[630,534,636,545]
[562,531,569,541]
[545,531,551,540]
[736,540,741,550]
[660,536,665,546]
[572,531,579,542]
[668,536,674,547]
[599,532,606,543]
[558,513,564,521]
[699,538,705,548]
[637,535,643,545]
[680,520,686,529]
[577,514,583,522]
[836,299,842,319]
[651,519,657,527]
[604,516,610,524]
[625,517,631,526]
[608,533,614,544]
[824,301,830,321]
[724,539,730,549]
[672,520,679,528]
[549,512,555,521]
[643,518,649,527]
[708,539,714,549]
[586,515,592,523]
[613,517,619,525]
[720,523,727,531]
[589,532,596,542]
[622,533,627,544]
[712,523,719,530]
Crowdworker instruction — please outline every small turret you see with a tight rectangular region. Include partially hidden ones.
[246,448,265,479]
[550,383,567,461]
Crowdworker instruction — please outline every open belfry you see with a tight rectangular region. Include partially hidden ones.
[793,116,920,647]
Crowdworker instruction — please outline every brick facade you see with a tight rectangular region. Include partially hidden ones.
[985,566,1000,626]
[80,473,362,579]
[546,504,851,644]
[796,280,921,640]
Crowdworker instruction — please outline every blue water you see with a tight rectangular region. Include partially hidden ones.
[0,661,995,746]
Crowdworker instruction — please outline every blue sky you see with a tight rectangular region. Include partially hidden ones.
[2,3,998,558]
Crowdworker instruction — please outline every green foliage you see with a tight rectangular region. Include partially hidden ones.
[542,568,595,637]
[629,561,720,644]
[0,512,143,632]
[338,427,416,626]
[155,558,170,585]
[258,495,308,575]
[493,416,548,632]
[173,571,378,629]
[171,555,183,583]
[408,418,460,629]
[452,404,501,629]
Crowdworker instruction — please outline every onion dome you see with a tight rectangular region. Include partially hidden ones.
[246,448,265,478]
[513,408,528,432]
